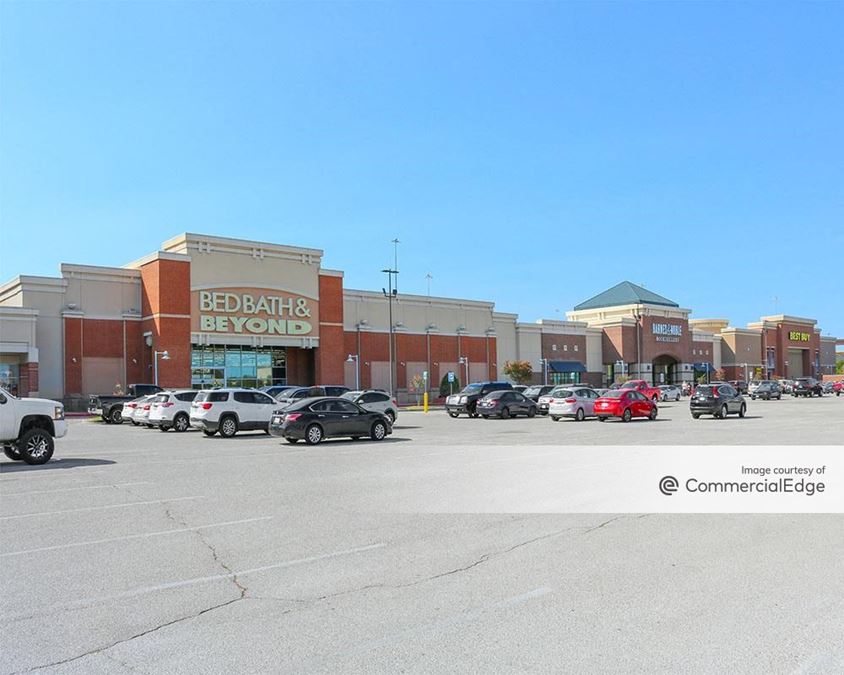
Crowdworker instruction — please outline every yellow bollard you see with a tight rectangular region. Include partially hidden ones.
[423,391,429,413]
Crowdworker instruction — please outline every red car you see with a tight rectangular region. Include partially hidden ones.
[618,379,662,403]
[595,389,658,422]
[834,381,843,397]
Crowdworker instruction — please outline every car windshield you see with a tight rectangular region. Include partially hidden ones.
[549,387,569,397]
[556,390,574,398]
[461,384,483,394]
[485,391,506,399]
[695,386,716,395]
[601,390,625,399]
[523,387,542,395]
[620,381,637,389]
[340,391,362,400]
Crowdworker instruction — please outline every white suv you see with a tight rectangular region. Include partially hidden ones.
[190,388,277,438]
[149,390,199,432]
[341,390,398,424]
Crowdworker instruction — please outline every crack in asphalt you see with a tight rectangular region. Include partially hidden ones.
[17,515,631,672]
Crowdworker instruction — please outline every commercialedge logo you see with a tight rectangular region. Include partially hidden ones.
[659,476,826,497]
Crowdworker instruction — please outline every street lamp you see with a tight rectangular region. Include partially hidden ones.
[539,358,549,385]
[153,350,170,386]
[346,354,360,390]
[458,356,469,386]
[381,268,398,395]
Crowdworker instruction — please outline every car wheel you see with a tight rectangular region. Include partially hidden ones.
[527,407,537,418]
[692,414,701,419]
[622,408,632,423]
[202,430,216,437]
[482,415,489,419]
[371,421,387,441]
[305,424,323,445]
[3,444,22,461]
[131,420,139,426]
[719,404,729,419]
[649,407,658,421]
[575,408,585,422]
[501,407,510,419]
[17,428,54,465]
[551,416,560,422]
[219,416,238,438]
[286,438,299,444]
[598,417,607,422]
[739,403,746,418]
[159,426,169,432]
[386,410,396,425]
[173,413,190,433]
[447,412,459,418]
[110,408,124,425]
[751,395,756,400]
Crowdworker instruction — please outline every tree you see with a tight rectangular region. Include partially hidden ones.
[439,373,460,398]
[409,373,425,405]
[503,360,533,384]
[714,368,726,382]
[837,359,844,375]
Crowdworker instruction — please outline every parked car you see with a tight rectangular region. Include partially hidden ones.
[1,386,67,465]
[658,385,681,402]
[269,397,391,445]
[341,390,399,424]
[477,390,537,419]
[792,377,823,397]
[834,381,843,396]
[537,385,575,415]
[275,385,351,408]
[122,395,158,425]
[445,381,513,418]
[521,385,555,403]
[778,379,794,395]
[190,388,277,437]
[137,399,155,427]
[690,383,746,419]
[751,382,782,400]
[149,390,199,432]
[594,389,658,422]
[88,383,163,424]
[618,380,662,403]
[822,381,835,394]
[512,385,528,393]
[548,386,601,421]
[729,380,749,394]
[259,385,300,398]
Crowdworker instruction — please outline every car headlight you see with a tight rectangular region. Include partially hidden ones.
[54,406,64,420]
[459,396,467,404]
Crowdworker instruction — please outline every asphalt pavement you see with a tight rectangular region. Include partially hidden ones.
[1,395,843,674]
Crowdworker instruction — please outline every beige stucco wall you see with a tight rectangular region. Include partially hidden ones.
[493,312,518,378]
[720,330,763,366]
[61,265,141,318]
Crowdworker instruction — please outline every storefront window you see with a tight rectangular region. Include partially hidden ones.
[549,372,580,385]
[0,362,20,396]
[191,346,286,389]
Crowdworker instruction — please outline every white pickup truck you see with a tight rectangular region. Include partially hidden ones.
[0,386,67,465]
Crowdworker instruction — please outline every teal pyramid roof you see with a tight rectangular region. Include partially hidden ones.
[574,281,678,311]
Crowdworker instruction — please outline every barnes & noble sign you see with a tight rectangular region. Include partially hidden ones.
[191,289,318,336]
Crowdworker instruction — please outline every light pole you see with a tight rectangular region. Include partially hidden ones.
[539,358,549,385]
[381,268,398,395]
[346,354,360,390]
[458,356,469,386]
[153,350,170,386]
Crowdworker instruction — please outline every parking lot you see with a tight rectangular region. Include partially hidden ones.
[2,395,843,674]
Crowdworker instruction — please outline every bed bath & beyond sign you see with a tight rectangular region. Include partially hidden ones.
[196,290,315,335]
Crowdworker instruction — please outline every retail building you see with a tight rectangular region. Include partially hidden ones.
[0,233,838,405]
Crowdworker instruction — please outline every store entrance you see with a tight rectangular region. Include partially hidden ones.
[191,345,287,389]
[652,354,678,385]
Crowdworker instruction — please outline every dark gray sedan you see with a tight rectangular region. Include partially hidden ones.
[476,390,538,419]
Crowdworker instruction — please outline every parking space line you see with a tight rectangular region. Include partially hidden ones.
[0,495,204,521]
[0,516,273,558]
[7,542,387,619]
[0,481,152,497]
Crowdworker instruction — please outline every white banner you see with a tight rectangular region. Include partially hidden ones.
[367,445,843,514]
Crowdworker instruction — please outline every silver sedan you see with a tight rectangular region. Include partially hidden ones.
[548,387,600,421]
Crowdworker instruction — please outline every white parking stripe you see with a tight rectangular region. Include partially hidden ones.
[0,481,151,497]
[0,516,273,558]
[0,495,204,521]
[5,542,387,620]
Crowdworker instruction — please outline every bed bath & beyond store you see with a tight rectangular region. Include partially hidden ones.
[0,233,838,406]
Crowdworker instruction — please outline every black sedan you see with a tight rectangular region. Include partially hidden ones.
[792,377,823,397]
[690,383,746,419]
[751,382,782,400]
[269,397,392,445]
[476,390,537,419]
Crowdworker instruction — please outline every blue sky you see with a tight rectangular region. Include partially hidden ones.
[1,1,842,337]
